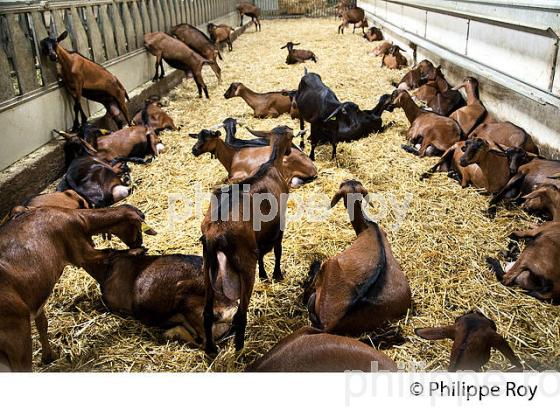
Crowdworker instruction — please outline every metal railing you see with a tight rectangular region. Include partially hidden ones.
[0,0,239,107]
[256,0,350,18]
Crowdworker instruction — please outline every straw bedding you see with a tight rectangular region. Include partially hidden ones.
[36,18,559,372]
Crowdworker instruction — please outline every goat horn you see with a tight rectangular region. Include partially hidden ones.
[296,130,307,138]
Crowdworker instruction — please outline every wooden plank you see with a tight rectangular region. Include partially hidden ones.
[52,9,72,49]
[148,0,159,32]
[121,1,137,50]
[174,0,184,24]
[84,6,106,63]
[31,11,58,85]
[194,0,201,26]
[166,0,175,28]
[99,4,118,60]
[160,0,171,31]
[140,0,152,34]
[0,26,16,101]
[111,2,128,55]
[6,13,39,94]
[181,0,189,24]
[155,0,165,32]
[130,0,145,46]
[70,7,91,58]
[184,0,192,24]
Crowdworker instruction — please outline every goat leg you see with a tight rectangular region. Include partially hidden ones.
[272,235,284,281]
[35,310,57,365]
[491,333,522,370]
[159,60,165,79]
[203,289,218,356]
[258,254,268,280]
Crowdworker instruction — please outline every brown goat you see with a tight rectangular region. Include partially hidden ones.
[381,45,407,70]
[0,205,154,371]
[144,32,221,99]
[364,26,383,42]
[338,7,368,34]
[246,326,397,372]
[83,248,237,347]
[40,31,131,131]
[207,23,234,52]
[191,128,316,188]
[490,158,560,207]
[422,140,532,194]
[170,23,222,62]
[201,127,293,354]
[395,60,435,90]
[334,0,351,20]
[415,66,465,116]
[372,41,392,57]
[237,2,261,31]
[470,122,538,154]
[223,82,294,118]
[282,42,318,65]
[415,311,522,371]
[304,180,411,335]
[133,96,177,133]
[386,89,462,157]
[523,184,560,221]
[487,222,560,302]
[450,77,493,136]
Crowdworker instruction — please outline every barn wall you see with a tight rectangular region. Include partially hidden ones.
[358,0,560,157]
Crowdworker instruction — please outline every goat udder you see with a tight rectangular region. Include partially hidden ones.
[112,185,130,202]
[291,177,304,188]
[156,143,165,154]
[397,83,410,91]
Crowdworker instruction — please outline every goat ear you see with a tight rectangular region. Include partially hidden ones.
[247,128,271,139]
[522,189,544,200]
[415,325,455,340]
[294,43,301,46]
[330,191,344,209]
[216,256,240,301]
[280,44,287,49]
[141,222,157,236]
[549,172,560,179]
[189,133,199,139]
[489,149,507,157]
[304,67,308,75]
[57,31,68,43]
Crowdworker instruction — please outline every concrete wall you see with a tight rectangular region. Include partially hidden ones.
[359,0,560,157]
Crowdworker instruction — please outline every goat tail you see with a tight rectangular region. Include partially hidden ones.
[203,60,222,83]
[116,78,130,101]
[202,234,228,293]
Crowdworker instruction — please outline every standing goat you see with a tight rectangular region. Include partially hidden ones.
[170,23,222,62]
[415,311,522,371]
[201,127,293,354]
[304,180,411,335]
[281,42,318,65]
[237,2,261,31]
[207,23,234,52]
[144,32,221,98]
[338,7,368,34]
[40,31,131,131]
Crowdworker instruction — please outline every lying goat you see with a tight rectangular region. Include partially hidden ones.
[381,45,407,70]
[224,82,295,118]
[144,32,221,98]
[133,96,177,133]
[394,60,435,90]
[470,122,538,155]
[83,248,237,347]
[487,223,560,303]
[450,77,491,135]
[304,180,411,335]
[364,27,383,42]
[281,42,318,65]
[246,326,397,372]
[201,127,293,354]
[41,31,130,130]
[0,205,153,371]
[415,66,465,116]
[415,311,522,371]
[386,89,462,157]
[372,41,391,57]
[523,184,560,221]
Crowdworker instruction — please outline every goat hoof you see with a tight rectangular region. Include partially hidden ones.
[272,272,284,281]
[485,207,497,219]
[41,350,58,365]
[204,344,218,357]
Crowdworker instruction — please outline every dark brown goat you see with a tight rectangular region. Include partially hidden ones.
[170,23,222,62]
[237,2,261,31]
[224,82,294,118]
[144,32,221,98]
[133,96,177,133]
[304,180,411,335]
[207,23,234,52]
[381,45,407,69]
[450,77,492,136]
[281,42,318,65]
[386,89,462,157]
[487,222,560,302]
[523,184,560,221]
[0,205,154,371]
[395,59,435,90]
[201,127,293,354]
[41,31,130,131]
[338,7,368,34]
[364,26,383,42]
[415,311,522,371]
[83,248,237,346]
[247,326,397,372]
[470,122,539,154]
[416,67,465,116]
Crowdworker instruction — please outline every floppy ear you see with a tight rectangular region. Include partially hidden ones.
[57,31,68,43]
[294,42,301,46]
[126,247,148,257]
[415,325,455,340]
[549,172,560,179]
[304,67,308,75]
[216,254,241,301]
[189,133,199,139]
[247,128,272,139]
[280,44,287,49]
[489,149,507,157]
[396,45,406,52]
[522,189,544,200]
[141,222,157,236]
[330,190,345,209]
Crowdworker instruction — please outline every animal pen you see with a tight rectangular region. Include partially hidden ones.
[0,0,559,376]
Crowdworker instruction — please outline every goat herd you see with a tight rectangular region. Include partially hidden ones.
[0,3,558,373]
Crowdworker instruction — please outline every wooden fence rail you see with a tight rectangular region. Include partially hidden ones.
[0,0,240,106]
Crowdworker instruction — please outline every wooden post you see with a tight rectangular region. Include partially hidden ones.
[69,7,91,58]
[140,0,152,33]
[51,9,72,49]
[111,2,128,55]
[130,0,145,47]
[121,1,138,50]
[84,6,106,63]
[5,13,39,94]
[148,0,159,32]
[99,4,118,60]
[30,11,58,85]
[0,27,15,101]
[155,0,165,32]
